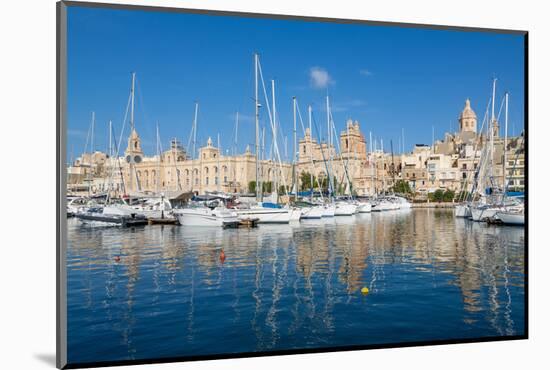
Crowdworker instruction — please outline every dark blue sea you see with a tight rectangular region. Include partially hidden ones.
[66,209,525,364]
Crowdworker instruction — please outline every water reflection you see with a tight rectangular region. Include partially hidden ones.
[67,209,525,364]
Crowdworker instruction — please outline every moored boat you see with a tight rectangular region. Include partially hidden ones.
[174,206,239,227]
[495,210,524,225]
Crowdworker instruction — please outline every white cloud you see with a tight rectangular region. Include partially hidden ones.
[309,67,333,89]
[360,69,372,76]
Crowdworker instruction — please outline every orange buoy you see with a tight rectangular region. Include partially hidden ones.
[219,249,226,263]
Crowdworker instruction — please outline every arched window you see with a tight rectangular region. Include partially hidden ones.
[224,176,227,183]
[205,177,209,185]
[214,166,218,174]
[204,167,209,174]
[222,165,228,173]
[215,177,218,185]
[185,169,189,176]
[195,178,198,185]
[177,156,184,162]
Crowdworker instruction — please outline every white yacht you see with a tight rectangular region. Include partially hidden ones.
[234,204,291,224]
[321,203,335,217]
[496,209,524,225]
[334,201,357,216]
[455,204,472,218]
[357,202,372,213]
[174,206,239,227]
[470,205,500,222]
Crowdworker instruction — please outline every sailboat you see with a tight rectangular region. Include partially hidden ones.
[174,206,239,227]
[233,54,292,224]
[470,78,504,222]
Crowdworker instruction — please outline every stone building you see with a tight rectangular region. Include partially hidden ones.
[68,127,292,196]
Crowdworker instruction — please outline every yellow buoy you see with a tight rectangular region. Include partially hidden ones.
[361,287,369,295]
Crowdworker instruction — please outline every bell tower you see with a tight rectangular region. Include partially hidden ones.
[459,98,477,133]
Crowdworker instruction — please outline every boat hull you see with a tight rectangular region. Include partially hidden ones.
[496,211,524,225]
[235,208,291,224]
[301,206,324,219]
[471,207,499,222]
[334,203,357,216]
[357,203,372,213]
[455,204,472,218]
[321,204,335,217]
[175,209,239,227]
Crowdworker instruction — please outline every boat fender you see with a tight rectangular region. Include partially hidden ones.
[361,287,369,295]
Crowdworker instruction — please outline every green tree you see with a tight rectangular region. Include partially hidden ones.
[248,181,256,194]
[300,171,315,191]
[429,189,445,202]
[443,189,455,202]
[392,180,412,194]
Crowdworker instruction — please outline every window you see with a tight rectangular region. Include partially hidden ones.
[462,172,467,179]
[215,177,218,185]
[462,163,467,170]
[205,177,209,185]
[224,176,227,183]
[195,178,198,185]
[303,145,306,154]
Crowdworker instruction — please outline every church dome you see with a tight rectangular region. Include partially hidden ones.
[459,98,477,120]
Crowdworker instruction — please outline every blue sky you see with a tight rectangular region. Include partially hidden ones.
[67,5,525,161]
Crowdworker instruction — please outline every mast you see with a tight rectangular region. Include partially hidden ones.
[381,139,385,195]
[129,72,139,192]
[156,122,161,194]
[234,112,239,188]
[292,96,297,196]
[254,53,260,201]
[191,102,198,193]
[308,105,313,200]
[490,78,497,187]
[326,95,333,200]
[108,119,112,194]
[503,92,509,201]
[370,131,374,196]
[217,132,221,192]
[88,111,95,196]
[271,79,277,201]
[390,139,395,194]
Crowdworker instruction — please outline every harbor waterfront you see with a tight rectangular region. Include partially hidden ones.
[67,209,525,364]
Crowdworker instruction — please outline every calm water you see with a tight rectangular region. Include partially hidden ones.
[67,209,525,364]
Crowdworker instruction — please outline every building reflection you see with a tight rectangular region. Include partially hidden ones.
[66,210,525,359]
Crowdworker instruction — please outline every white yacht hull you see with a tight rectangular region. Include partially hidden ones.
[496,211,524,225]
[357,203,372,213]
[175,208,239,227]
[372,201,393,212]
[455,204,471,218]
[236,208,291,224]
[301,206,324,219]
[471,207,499,222]
[321,204,335,217]
[334,202,357,216]
[289,208,303,222]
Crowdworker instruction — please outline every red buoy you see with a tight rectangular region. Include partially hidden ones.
[219,249,226,263]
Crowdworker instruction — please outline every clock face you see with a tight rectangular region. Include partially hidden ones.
[126,155,132,163]
[134,155,142,164]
